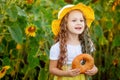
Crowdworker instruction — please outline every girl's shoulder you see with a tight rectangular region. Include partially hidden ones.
[50,42,60,50]
[49,42,60,60]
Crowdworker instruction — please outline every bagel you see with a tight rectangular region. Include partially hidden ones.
[72,53,94,73]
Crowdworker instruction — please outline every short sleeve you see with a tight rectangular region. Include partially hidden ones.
[49,42,60,60]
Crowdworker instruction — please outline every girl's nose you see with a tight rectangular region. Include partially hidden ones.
[77,20,81,25]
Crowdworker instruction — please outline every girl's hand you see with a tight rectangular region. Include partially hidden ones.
[67,68,80,77]
[85,65,98,76]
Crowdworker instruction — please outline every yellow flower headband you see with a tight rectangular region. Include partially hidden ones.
[52,3,95,36]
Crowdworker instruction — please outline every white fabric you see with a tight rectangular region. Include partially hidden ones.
[50,42,82,64]
[58,5,74,19]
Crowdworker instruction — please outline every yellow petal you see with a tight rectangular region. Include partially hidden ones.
[0,66,10,79]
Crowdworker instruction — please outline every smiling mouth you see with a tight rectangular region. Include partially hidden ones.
[75,27,82,29]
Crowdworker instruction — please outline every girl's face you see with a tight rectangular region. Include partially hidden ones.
[67,10,85,35]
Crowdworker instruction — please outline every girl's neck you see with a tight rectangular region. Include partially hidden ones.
[67,34,80,46]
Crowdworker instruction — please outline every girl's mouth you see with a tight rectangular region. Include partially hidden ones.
[75,27,82,30]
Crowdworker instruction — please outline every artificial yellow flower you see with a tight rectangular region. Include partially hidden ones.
[0,66,10,79]
[25,24,37,37]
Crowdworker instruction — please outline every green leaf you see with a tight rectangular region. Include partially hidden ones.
[3,57,10,65]
[0,14,4,22]
[38,68,48,80]
[112,35,120,49]
[106,20,113,30]
[40,55,49,62]
[99,35,108,45]
[16,6,27,17]
[28,52,39,69]
[94,4,103,20]
[7,23,23,44]
[6,4,18,21]
[94,25,103,37]
[0,43,4,52]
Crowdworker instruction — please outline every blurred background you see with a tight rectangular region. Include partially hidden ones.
[0,0,120,80]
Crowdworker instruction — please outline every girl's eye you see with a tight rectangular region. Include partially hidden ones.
[80,20,84,22]
[72,20,76,22]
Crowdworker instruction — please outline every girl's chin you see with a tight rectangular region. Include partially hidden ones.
[75,31,83,34]
[73,32,83,35]
[68,30,84,35]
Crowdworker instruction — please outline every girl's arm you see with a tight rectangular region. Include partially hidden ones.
[49,60,80,77]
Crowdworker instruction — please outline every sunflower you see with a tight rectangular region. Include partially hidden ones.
[25,24,37,37]
[0,66,10,79]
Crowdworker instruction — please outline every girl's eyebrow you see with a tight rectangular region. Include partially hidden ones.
[71,18,84,20]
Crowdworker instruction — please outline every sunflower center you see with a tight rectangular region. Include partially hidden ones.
[28,26,36,32]
[1,68,5,73]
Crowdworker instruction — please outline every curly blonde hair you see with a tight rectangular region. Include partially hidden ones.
[54,10,95,69]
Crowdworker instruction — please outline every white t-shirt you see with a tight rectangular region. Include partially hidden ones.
[49,42,83,64]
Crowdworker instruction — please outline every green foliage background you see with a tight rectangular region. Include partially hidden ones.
[0,0,120,80]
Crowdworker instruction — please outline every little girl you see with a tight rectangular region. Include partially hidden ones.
[49,3,98,80]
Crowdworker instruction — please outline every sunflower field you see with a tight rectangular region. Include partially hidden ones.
[0,0,120,80]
